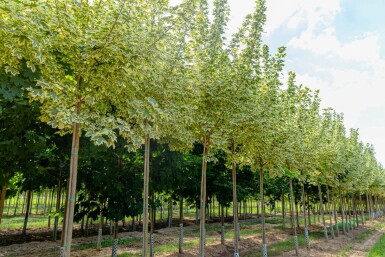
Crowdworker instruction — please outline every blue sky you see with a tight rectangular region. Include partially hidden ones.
[230,0,385,165]
[170,0,385,165]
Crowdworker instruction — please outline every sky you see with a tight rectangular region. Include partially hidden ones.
[170,0,385,165]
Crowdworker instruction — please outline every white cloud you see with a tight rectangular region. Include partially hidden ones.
[264,0,341,34]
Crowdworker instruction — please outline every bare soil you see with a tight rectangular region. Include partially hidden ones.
[0,216,384,257]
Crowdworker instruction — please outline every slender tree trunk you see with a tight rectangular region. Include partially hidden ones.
[111,220,119,257]
[168,197,172,228]
[43,190,48,214]
[289,191,294,229]
[36,191,40,214]
[221,204,225,245]
[231,142,239,256]
[307,194,311,226]
[358,193,363,225]
[260,164,267,256]
[318,184,328,240]
[0,185,7,224]
[295,202,300,228]
[22,190,32,235]
[301,181,310,250]
[346,196,351,232]
[352,194,358,229]
[195,205,199,225]
[281,190,286,228]
[150,190,155,257]
[21,191,26,214]
[289,178,299,256]
[54,179,62,241]
[14,191,20,216]
[326,186,334,239]
[142,133,150,257]
[199,134,210,257]
[333,191,339,237]
[339,192,346,236]
[179,197,184,254]
[48,188,54,228]
[6,196,12,215]
[97,203,104,250]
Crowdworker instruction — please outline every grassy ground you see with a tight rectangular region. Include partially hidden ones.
[368,233,385,257]
[0,214,50,229]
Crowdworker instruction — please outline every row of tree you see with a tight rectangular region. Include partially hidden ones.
[1,0,384,256]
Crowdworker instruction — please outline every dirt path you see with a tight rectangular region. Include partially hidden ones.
[349,230,382,257]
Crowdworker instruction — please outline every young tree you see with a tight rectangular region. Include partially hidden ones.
[0,1,154,255]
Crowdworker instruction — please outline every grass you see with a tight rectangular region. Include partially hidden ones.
[368,233,385,257]
[355,228,375,243]
[0,214,50,229]
[241,230,324,256]
[116,237,216,257]
[75,236,141,251]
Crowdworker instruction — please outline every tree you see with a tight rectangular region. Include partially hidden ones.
[0,1,155,255]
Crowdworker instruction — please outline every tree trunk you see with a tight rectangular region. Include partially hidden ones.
[179,197,184,254]
[6,196,12,215]
[231,142,239,256]
[307,194,311,226]
[54,180,62,241]
[168,197,172,228]
[318,184,328,240]
[221,204,225,245]
[282,191,285,228]
[352,194,358,229]
[43,190,48,214]
[61,118,81,256]
[199,134,210,257]
[195,206,199,225]
[333,191,339,237]
[21,192,26,214]
[301,181,310,250]
[260,164,267,256]
[326,186,334,239]
[111,220,119,257]
[289,178,299,256]
[14,191,20,216]
[35,191,40,214]
[358,192,364,225]
[295,202,300,228]
[22,190,32,235]
[150,190,155,257]
[142,133,150,257]
[289,191,294,229]
[0,185,7,224]
[48,189,54,228]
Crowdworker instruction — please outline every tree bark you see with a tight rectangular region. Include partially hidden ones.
[231,142,239,256]
[21,191,26,214]
[142,133,150,257]
[301,181,310,250]
[318,184,328,240]
[14,191,20,216]
[332,190,339,237]
[199,134,210,257]
[54,179,62,241]
[289,178,299,256]
[48,188,54,228]
[22,190,32,235]
[326,186,334,239]
[260,164,267,255]
[0,185,7,224]
[179,196,184,254]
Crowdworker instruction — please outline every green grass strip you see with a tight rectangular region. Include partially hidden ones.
[368,233,385,257]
